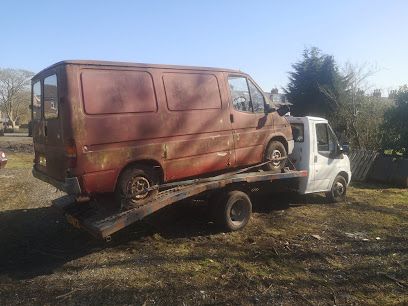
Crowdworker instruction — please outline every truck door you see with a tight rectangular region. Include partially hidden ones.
[312,122,341,191]
[227,75,273,166]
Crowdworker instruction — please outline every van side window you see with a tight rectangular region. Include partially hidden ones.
[163,73,221,111]
[228,77,252,112]
[44,75,58,119]
[248,80,264,113]
[32,81,42,120]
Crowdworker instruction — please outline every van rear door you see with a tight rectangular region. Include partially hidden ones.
[32,73,66,181]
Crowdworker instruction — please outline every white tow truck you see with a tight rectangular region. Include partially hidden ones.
[288,116,351,202]
[53,116,351,240]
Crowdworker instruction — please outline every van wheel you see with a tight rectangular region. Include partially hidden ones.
[116,165,158,210]
[326,175,347,203]
[215,191,252,231]
[264,141,287,172]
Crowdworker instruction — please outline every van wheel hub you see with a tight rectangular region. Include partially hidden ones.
[127,176,150,201]
[271,149,282,167]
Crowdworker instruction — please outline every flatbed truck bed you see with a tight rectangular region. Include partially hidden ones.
[53,167,307,240]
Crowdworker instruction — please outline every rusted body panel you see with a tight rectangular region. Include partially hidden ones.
[32,60,293,197]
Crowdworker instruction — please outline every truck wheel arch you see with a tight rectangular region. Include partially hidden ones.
[327,171,350,193]
[337,171,350,184]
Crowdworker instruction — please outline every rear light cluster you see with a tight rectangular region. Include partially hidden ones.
[65,139,77,168]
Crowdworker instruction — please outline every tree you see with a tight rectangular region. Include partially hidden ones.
[0,68,34,128]
[286,49,391,150]
[331,63,387,150]
[381,85,408,155]
[285,47,345,118]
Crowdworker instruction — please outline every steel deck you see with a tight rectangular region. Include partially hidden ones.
[53,168,307,239]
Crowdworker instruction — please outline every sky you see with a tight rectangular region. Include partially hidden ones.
[1,0,407,94]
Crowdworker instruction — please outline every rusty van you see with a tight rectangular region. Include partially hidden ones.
[31,60,293,207]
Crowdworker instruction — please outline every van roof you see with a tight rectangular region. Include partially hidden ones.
[33,60,243,77]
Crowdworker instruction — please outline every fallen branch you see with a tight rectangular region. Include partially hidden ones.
[377,272,407,288]
[293,290,313,305]
[56,288,82,300]
[262,283,273,294]
[329,286,338,306]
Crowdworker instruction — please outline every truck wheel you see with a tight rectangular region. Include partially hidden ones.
[264,141,287,172]
[216,191,252,231]
[326,175,347,203]
[116,165,158,209]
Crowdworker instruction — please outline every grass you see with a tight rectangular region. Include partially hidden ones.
[0,143,407,304]
[2,152,33,169]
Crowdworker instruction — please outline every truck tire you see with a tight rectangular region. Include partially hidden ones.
[264,141,287,172]
[215,190,252,231]
[115,165,158,210]
[326,175,347,203]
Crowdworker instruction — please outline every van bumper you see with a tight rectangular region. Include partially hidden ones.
[32,167,82,195]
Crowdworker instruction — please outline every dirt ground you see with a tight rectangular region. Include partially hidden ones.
[0,137,407,305]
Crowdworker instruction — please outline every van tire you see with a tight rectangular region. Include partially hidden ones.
[264,141,287,172]
[115,165,158,210]
[215,191,252,231]
[326,175,347,203]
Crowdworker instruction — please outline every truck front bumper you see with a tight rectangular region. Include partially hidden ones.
[32,167,82,195]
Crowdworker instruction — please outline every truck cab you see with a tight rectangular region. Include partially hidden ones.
[287,116,351,200]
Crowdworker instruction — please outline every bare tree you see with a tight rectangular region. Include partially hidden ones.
[334,63,390,150]
[0,68,34,128]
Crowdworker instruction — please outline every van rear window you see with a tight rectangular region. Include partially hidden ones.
[163,73,221,111]
[44,75,58,119]
[81,70,157,114]
[32,81,42,120]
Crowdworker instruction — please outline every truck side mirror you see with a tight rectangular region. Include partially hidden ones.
[341,144,350,155]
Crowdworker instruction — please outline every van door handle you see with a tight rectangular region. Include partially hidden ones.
[230,114,234,123]
[44,124,48,137]
[314,155,317,163]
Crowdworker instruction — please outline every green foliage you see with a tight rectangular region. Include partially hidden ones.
[335,95,391,150]
[285,47,345,117]
[286,50,393,150]
[381,85,408,155]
